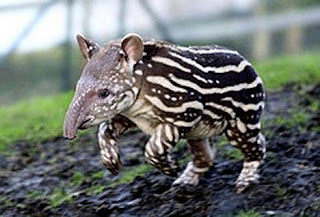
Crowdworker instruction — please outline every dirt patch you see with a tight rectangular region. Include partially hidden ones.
[1,84,320,217]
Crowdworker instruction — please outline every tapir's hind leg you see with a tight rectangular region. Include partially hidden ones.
[173,138,216,186]
[225,119,266,193]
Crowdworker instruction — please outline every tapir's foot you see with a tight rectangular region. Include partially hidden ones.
[173,162,208,186]
[235,160,261,193]
[146,152,179,177]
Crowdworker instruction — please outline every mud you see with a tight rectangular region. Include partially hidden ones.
[1,84,320,217]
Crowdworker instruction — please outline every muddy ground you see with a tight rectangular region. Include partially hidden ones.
[1,84,320,217]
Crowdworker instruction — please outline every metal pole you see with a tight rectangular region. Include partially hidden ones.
[61,0,73,91]
[0,0,55,65]
[118,0,127,37]
[139,0,174,42]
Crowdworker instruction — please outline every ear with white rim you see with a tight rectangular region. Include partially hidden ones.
[76,34,100,60]
[121,33,144,64]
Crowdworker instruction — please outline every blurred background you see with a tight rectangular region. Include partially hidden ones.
[1,0,320,105]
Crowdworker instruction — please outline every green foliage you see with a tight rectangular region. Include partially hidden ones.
[50,188,73,208]
[236,209,261,217]
[71,171,86,186]
[109,164,153,187]
[256,53,320,89]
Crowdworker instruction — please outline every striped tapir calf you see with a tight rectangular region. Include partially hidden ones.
[63,33,266,193]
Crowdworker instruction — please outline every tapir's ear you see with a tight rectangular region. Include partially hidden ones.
[76,34,100,60]
[121,33,144,63]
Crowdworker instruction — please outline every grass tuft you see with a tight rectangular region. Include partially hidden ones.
[236,209,261,217]
[50,188,73,208]
[109,163,153,187]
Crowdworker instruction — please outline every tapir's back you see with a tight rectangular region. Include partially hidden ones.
[131,40,265,138]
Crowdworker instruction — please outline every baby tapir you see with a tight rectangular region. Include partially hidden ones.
[63,33,266,193]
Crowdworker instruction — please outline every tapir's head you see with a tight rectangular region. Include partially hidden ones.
[63,33,144,139]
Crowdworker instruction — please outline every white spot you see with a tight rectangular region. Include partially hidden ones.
[165,117,174,122]
[147,63,153,68]
[119,68,125,73]
[151,88,156,93]
[124,79,132,86]
[135,70,143,75]
[171,97,177,101]
[164,94,170,99]
[215,80,220,84]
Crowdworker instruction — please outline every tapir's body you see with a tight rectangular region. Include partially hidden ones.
[64,34,266,193]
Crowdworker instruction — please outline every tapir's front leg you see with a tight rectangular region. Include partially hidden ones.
[98,115,135,175]
[144,124,180,177]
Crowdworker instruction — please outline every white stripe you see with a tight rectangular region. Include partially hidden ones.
[146,76,188,93]
[151,56,191,73]
[155,126,164,154]
[176,46,240,55]
[221,97,265,111]
[193,74,208,83]
[169,52,250,73]
[236,118,247,133]
[203,109,222,119]
[169,74,262,95]
[247,122,261,130]
[174,116,201,127]
[165,125,173,142]
[173,127,179,142]
[205,102,236,118]
[145,95,203,113]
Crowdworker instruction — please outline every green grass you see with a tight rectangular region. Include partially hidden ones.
[0,52,320,152]
[50,188,73,208]
[86,185,106,196]
[236,209,261,217]
[109,163,153,187]
[271,109,309,130]
[0,92,73,151]
[256,53,320,89]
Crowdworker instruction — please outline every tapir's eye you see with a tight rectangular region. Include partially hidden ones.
[98,89,109,98]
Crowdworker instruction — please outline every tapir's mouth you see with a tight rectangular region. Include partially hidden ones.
[78,116,95,130]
